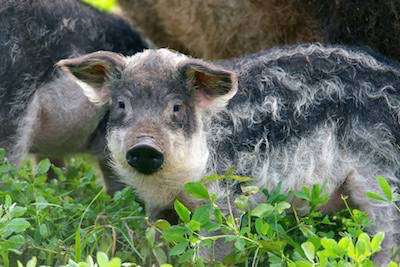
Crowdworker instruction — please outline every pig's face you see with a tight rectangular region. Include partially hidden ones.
[57,49,238,212]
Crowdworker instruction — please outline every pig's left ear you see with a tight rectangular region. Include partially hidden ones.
[56,51,126,104]
[182,61,238,111]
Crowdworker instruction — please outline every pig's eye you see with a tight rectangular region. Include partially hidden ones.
[173,104,182,112]
[118,101,125,109]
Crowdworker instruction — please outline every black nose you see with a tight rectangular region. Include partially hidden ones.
[126,145,164,174]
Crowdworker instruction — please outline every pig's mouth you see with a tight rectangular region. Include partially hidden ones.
[125,137,164,175]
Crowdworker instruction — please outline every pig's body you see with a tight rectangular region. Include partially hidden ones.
[210,45,400,186]
[59,44,400,263]
[119,0,400,61]
[211,46,400,262]
[0,0,147,190]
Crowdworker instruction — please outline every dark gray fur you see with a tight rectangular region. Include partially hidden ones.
[0,0,148,191]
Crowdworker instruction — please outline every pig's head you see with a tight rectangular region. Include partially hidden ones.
[57,49,238,215]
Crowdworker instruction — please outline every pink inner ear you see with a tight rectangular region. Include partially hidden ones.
[195,71,208,85]
[194,70,217,108]
[196,90,214,109]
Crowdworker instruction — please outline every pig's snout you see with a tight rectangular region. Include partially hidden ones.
[126,138,164,174]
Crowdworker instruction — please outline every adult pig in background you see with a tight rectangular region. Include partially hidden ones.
[119,0,320,59]
[119,0,400,61]
[58,44,400,264]
[0,0,148,192]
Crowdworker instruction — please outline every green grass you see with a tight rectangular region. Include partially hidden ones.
[0,149,399,266]
[82,0,117,12]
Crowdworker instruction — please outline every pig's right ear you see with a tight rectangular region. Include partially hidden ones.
[56,51,126,104]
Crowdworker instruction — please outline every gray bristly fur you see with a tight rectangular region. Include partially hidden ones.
[0,0,148,191]
[208,44,400,263]
[58,44,400,264]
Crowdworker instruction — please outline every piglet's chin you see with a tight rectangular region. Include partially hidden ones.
[111,162,192,211]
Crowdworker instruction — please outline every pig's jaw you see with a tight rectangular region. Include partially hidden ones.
[110,156,207,211]
[107,128,209,211]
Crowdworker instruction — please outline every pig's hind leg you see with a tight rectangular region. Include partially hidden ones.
[7,94,41,165]
[343,170,400,264]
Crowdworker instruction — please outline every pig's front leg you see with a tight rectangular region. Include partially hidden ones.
[99,159,126,195]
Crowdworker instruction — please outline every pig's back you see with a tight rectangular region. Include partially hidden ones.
[208,44,400,175]
[0,0,147,144]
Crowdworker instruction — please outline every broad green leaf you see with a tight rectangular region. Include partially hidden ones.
[184,182,209,199]
[82,0,116,12]
[371,232,384,253]
[293,260,313,267]
[255,219,270,236]
[320,238,337,251]
[301,242,315,262]
[214,208,224,224]
[96,252,109,267]
[162,226,188,242]
[39,224,49,238]
[35,195,49,210]
[346,237,356,260]
[320,239,340,257]
[5,194,12,208]
[3,218,30,237]
[169,241,188,256]
[51,165,65,180]
[178,249,194,264]
[268,252,284,266]
[155,219,171,231]
[376,176,393,201]
[26,257,37,267]
[251,203,273,217]
[86,255,94,267]
[275,201,291,214]
[317,251,329,266]
[1,234,25,251]
[295,189,310,201]
[234,238,245,251]
[66,259,79,267]
[187,220,201,231]
[226,215,236,229]
[259,240,287,254]
[153,247,167,265]
[338,236,352,252]
[240,185,259,195]
[192,205,211,225]
[203,222,221,232]
[146,227,156,247]
[356,233,370,258]
[37,159,51,175]
[9,206,27,218]
[234,195,249,211]
[366,192,386,202]
[174,199,191,223]
[108,257,121,267]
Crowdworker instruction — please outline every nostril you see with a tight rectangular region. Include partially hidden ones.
[126,145,164,174]
[130,155,139,164]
